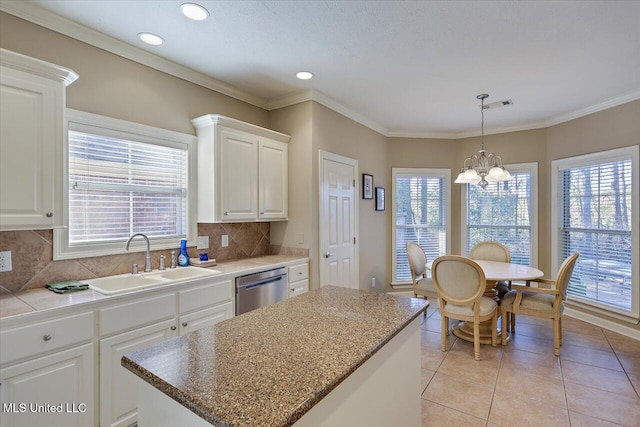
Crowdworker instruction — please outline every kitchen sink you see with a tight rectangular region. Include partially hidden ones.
[86,267,222,295]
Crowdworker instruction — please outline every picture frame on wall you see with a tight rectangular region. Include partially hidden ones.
[375,187,385,211]
[363,174,373,199]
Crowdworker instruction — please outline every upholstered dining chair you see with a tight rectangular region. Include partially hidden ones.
[501,253,580,356]
[406,242,436,307]
[432,255,498,361]
[469,240,511,298]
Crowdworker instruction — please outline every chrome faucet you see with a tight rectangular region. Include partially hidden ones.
[125,233,152,273]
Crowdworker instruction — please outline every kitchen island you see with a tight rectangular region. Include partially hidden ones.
[122,286,428,427]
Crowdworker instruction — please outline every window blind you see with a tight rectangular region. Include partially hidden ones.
[68,130,188,244]
[394,174,447,282]
[466,171,532,265]
[559,159,633,311]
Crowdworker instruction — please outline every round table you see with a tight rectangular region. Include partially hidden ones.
[430,260,544,345]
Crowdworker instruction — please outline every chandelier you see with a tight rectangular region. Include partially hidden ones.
[454,94,512,189]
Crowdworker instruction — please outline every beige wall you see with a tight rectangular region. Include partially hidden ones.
[0,13,268,134]
[269,102,315,277]
[310,103,390,290]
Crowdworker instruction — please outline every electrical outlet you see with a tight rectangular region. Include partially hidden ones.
[197,236,209,250]
[221,235,229,247]
[371,277,376,288]
[0,251,12,272]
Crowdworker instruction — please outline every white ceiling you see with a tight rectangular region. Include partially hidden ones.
[10,0,640,137]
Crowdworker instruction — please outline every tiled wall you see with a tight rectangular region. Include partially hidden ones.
[0,223,295,293]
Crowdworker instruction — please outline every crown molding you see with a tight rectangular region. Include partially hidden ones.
[267,89,389,136]
[544,90,640,128]
[266,90,314,111]
[0,0,267,109]
[1,48,78,85]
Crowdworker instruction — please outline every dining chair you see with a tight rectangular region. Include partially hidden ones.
[405,242,436,308]
[469,240,511,297]
[432,255,498,361]
[500,252,580,356]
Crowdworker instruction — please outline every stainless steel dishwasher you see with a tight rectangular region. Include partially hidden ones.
[235,267,288,315]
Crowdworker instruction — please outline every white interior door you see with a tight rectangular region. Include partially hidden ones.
[319,151,358,289]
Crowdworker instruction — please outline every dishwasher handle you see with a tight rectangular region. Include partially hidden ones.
[238,275,285,290]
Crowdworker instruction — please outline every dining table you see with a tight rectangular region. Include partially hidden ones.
[427,259,544,345]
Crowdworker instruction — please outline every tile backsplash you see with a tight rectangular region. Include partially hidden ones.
[0,222,303,293]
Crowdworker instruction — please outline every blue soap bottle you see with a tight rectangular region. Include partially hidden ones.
[178,239,189,267]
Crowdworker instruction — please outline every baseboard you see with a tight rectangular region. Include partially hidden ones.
[564,307,640,341]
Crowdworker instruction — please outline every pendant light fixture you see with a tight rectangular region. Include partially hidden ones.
[454,94,512,188]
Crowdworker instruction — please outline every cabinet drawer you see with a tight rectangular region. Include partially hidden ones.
[289,279,309,298]
[179,280,232,313]
[179,302,233,334]
[0,311,94,365]
[289,263,309,282]
[100,293,176,336]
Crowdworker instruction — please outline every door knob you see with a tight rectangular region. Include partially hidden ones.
[324,252,334,258]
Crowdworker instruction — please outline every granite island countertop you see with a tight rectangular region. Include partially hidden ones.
[122,286,429,427]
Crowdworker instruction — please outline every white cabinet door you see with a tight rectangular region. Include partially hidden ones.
[0,51,76,230]
[0,343,94,427]
[99,319,177,427]
[0,68,57,229]
[178,301,233,334]
[259,138,288,220]
[219,127,259,221]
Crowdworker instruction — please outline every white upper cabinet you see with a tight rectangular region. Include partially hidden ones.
[192,114,290,222]
[0,49,78,231]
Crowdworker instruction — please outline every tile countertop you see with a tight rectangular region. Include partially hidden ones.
[122,286,429,427]
[0,255,307,320]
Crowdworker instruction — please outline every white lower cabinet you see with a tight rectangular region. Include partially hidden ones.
[0,343,94,427]
[99,319,177,427]
[288,263,309,298]
[179,302,233,334]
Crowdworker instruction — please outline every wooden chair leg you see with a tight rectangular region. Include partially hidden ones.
[474,321,481,361]
[553,317,560,356]
[511,312,516,333]
[501,309,508,345]
[559,317,563,346]
[441,316,448,352]
[491,313,497,347]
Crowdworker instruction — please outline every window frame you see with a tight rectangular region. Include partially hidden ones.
[391,168,451,287]
[551,145,639,322]
[54,109,197,260]
[460,162,539,267]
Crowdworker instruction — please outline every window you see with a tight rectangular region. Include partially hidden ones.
[552,146,639,321]
[54,110,197,259]
[392,168,450,285]
[462,163,538,266]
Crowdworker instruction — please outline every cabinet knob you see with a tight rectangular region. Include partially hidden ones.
[224,212,229,216]
[182,322,188,327]
[43,334,52,341]
[170,326,177,331]
[260,212,264,215]
[298,271,303,275]
[46,212,53,218]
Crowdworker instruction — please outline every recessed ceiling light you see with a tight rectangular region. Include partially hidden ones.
[138,32,164,46]
[181,3,209,21]
[296,71,314,80]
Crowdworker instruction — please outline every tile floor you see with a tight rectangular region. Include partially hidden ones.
[419,306,640,427]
